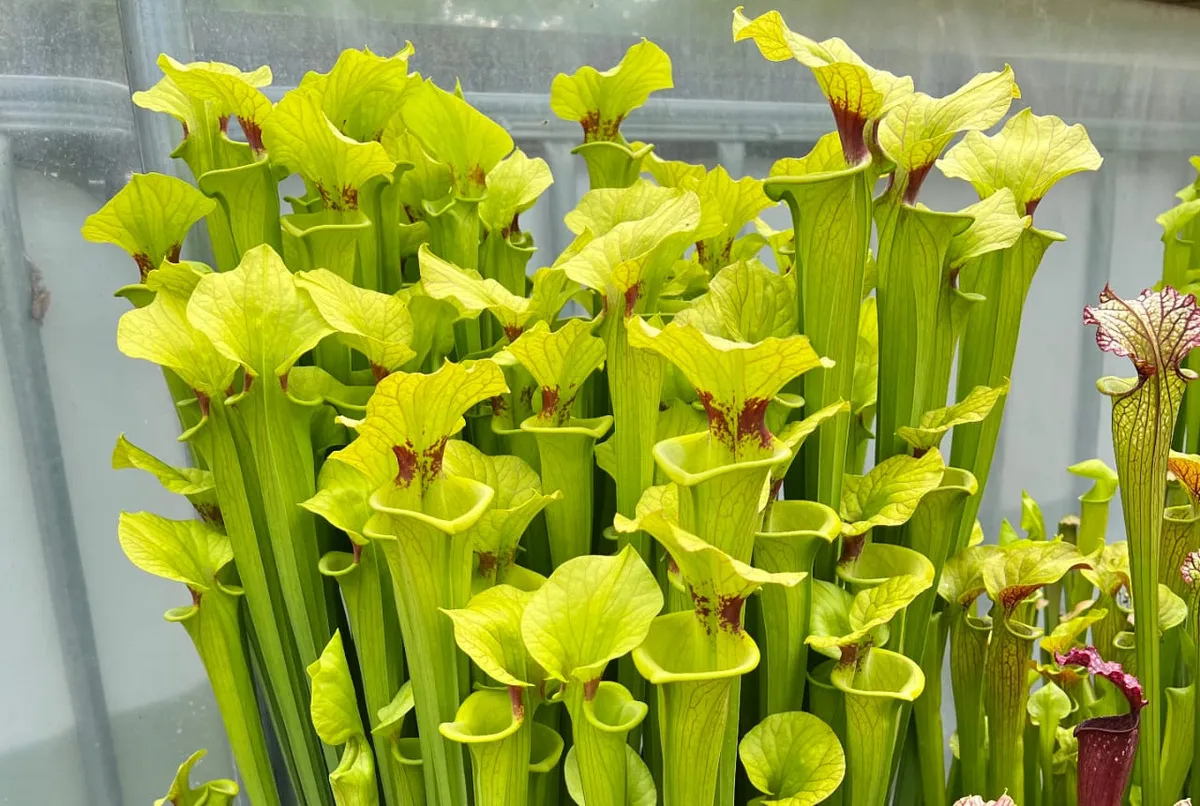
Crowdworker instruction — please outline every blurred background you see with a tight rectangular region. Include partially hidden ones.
[1,0,1198,802]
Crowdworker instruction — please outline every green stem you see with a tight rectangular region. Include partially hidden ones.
[947,755,963,804]
[376,166,419,293]
[1187,349,1200,454]
[1064,757,1079,806]
[1043,581,1063,663]
[1182,214,1200,453]
[832,647,924,806]
[522,415,612,566]
[354,172,403,292]
[753,500,840,714]
[320,545,406,806]
[984,611,1039,800]
[1090,591,1127,662]
[199,401,333,805]
[846,411,872,476]
[562,681,646,806]
[168,583,280,806]
[1024,722,1041,806]
[608,314,663,532]
[766,160,872,513]
[948,609,990,797]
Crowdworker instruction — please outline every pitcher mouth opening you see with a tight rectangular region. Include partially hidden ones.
[367,474,495,536]
[529,723,565,774]
[757,499,841,540]
[831,647,925,702]
[519,414,613,440]
[653,431,790,487]
[632,612,760,684]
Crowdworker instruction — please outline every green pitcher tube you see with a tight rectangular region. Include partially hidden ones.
[753,500,841,714]
[651,432,787,803]
[1161,684,1194,804]
[873,199,973,463]
[633,612,759,806]
[355,170,410,293]
[949,609,991,797]
[367,475,495,806]
[522,414,613,566]
[426,197,485,359]
[373,684,426,806]
[281,210,371,381]
[950,227,1063,553]
[529,722,565,806]
[808,660,847,806]
[560,681,647,806]
[199,159,284,263]
[480,229,536,295]
[573,141,654,190]
[199,401,334,806]
[653,431,789,562]
[765,155,873,514]
[832,647,925,806]
[167,581,281,806]
[440,689,532,806]
[1161,505,1200,604]
[319,546,406,806]
[901,467,979,664]
[913,612,948,806]
[984,613,1040,800]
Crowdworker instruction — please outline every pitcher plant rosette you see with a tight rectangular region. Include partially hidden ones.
[82,6,1200,806]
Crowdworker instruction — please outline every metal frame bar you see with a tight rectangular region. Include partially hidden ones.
[4,72,1200,153]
